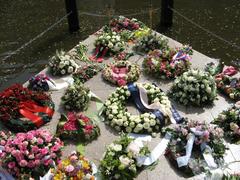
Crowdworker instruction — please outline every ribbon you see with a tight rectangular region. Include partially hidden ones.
[176,128,217,168]
[129,132,172,166]
[0,167,15,180]
[19,101,54,127]
[127,83,183,125]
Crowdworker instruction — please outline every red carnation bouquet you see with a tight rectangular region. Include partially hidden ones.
[56,112,100,143]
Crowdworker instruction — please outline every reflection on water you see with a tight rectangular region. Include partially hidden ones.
[0,0,239,90]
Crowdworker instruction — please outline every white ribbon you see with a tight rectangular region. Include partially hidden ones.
[0,145,4,153]
[129,133,172,166]
[137,84,176,124]
[176,128,217,168]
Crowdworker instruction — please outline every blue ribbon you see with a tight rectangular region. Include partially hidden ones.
[127,83,183,126]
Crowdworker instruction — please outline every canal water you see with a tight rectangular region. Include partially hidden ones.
[0,0,239,90]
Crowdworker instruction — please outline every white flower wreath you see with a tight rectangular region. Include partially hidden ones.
[102,82,173,135]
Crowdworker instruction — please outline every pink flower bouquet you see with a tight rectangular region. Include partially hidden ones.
[0,130,63,179]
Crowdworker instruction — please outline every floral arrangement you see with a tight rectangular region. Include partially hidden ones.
[134,31,169,54]
[170,69,217,106]
[0,130,63,179]
[205,62,239,101]
[213,101,240,144]
[75,42,90,62]
[73,64,102,84]
[56,112,100,143]
[49,50,78,76]
[92,31,125,62]
[61,83,90,111]
[103,83,172,135]
[102,61,141,86]
[109,16,145,32]
[164,120,226,177]
[100,134,150,179]
[215,74,240,101]
[0,84,54,132]
[0,131,12,151]
[114,51,134,61]
[28,74,53,91]
[143,45,193,79]
[51,151,96,180]
[105,16,146,42]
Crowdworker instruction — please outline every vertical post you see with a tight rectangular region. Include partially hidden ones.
[65,0,79,33]
[160,0,174,27]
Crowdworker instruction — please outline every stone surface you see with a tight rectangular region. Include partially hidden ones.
[1,28,240,179]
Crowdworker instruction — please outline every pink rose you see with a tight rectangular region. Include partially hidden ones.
[34,159,40,166]
[37,138,44,145]
[32,146,39,153]
[8,162,16,169]
[65,165,74,173]
[40,148,49,155]
[51,145,60,152]
[43,159,53,166]
[19,160,28,167]
[0,140,6,146]
[26,133,34,140]
[27,160,35,168]
[117,79,127,86]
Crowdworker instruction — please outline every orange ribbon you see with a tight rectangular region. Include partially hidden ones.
[19,101,54,127]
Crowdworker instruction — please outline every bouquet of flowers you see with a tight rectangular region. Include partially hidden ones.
[28,74,53,91]
[102,60,141,86]
[0,130,63,179]
[56,112,100,143]
[73,64,102,84]
[92,32,125,62]
[49,50,78,76]
[100,134,151,179]
[0,131,12,151]
[0,84,54,132]
[109,16,145,32]
[213,101,240,144]
[164,120,226,177]
[103,83,172,135]
[61,83,90,111]
[215,74,240,101]
[170,69,217,106]
[143,45,192,79]
[51,151,96,180]
[70,42,90,62]
[114,51,134,61]
[134,31,169,53]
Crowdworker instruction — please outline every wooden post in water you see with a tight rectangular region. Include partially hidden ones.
[65,0,79,33]
[160,0,174,27]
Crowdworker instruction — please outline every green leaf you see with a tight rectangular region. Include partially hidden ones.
[76,143,85,155]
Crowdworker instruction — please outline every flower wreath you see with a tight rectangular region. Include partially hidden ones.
[92,32,125,62]
[0,130,63,179]
[134,31,169,54]
[170,69,217,106]
[51,151,97,179]
[0,84,54,132]
[48,50,78,76]
[103,82,183,135]
[213,101,240,144]
[73,64,102,84]
[56,112,100,143]
[205,63,239,101]
[215,74,240,101]
[143,45,193,79]
[100,134,151,179]
[61,83,90,111]
[164,120,226,177]
[102,61,141,86]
